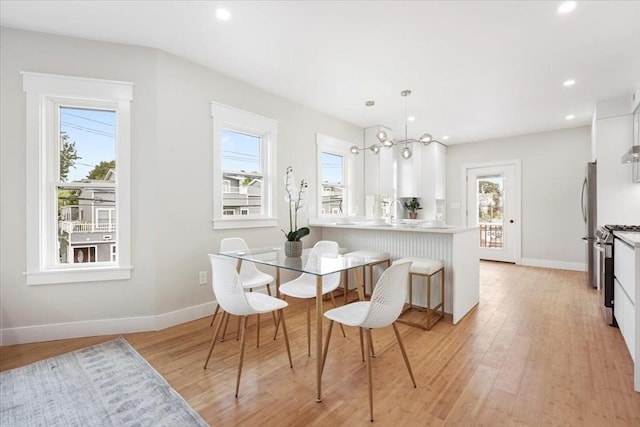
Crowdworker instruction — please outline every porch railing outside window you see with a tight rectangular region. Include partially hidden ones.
[479,224,503,248]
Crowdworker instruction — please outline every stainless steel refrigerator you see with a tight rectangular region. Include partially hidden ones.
[581,162,597,288]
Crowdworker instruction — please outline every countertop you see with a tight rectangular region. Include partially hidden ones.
[614,231,640,248]
[309,220,478,234]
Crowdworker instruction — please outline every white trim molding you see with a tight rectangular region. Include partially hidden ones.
[22,72,133,285]
[0,302,216,346]
[210,101,278,230]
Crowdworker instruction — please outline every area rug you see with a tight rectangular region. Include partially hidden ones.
[0,337,209,426]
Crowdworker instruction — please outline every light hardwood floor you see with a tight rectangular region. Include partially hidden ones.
[2,262,639,426]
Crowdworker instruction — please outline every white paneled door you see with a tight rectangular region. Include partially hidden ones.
[465,162,521,263]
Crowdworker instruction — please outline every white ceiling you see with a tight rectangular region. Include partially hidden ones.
[2,1,639,144]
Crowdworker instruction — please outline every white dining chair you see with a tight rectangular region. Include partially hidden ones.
[320,261,416,422]
[212,237,277,346]
[204,254,293,398]
[276,240,345,356]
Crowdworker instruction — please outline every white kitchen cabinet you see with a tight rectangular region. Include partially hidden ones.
[364,125,447,220]
[364,126,394,198]
[397,142,447,218]
[397,142,422,198]
[612,233,640,390]
[616,238,636,302]
[615,279,635,362]
[594,96,637,225]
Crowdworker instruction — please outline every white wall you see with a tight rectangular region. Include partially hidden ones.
[0,27,363,344]
[446,126,591,270]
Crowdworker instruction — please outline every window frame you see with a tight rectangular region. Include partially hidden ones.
[316,133,355,219]
[211,102,277,230]
[23,72,133,285]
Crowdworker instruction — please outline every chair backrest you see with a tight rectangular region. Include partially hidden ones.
[220,238,262,280]
[361,261,412,329]
[208,254,255,316]
[304,240,340,289]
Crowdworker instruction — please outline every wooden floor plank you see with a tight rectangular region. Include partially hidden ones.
[2,261,639,425]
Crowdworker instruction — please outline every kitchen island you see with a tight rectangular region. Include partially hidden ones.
[310,221,479,324]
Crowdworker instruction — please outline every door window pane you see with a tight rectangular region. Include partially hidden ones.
[477,176,504,249]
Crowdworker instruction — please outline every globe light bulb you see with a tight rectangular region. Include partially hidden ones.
[350,145,360,155]
[382,139,394,148]
[419,133,433,144]
[369,144,381,154]
[401,146,412,159]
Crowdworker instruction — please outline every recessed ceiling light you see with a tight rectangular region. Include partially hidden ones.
[407,116,415,122]
[442,136,449,140]
[557,1,576,14]
[216,8,231,21]
[563,79,576,87]
[566,114,575,120]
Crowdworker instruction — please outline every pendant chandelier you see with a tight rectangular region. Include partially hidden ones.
[350,90,439,159]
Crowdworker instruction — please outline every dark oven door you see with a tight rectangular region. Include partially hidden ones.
[597,241,615,325]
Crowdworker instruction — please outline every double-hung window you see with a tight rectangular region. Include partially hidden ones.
[316,133,355,218]
[23,72,132,285]
[211,102,277,229]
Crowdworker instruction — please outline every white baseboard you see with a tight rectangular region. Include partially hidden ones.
[519,258,585,272]
[0,301,217,346]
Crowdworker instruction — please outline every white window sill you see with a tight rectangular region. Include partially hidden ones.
[212,217,278,230]
[25,266,133,285]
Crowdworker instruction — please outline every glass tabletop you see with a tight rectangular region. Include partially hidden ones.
[218,246,377,276]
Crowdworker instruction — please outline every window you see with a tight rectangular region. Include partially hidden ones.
[316,133,355,218]
[211,102,277,229]
[23,72,132,285]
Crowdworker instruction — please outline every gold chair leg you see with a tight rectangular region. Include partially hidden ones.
[279,310,293,368]
[359,327,365,362]
[392,323,417,388]
[235,316,248,398]
[221,311,231,342]
[236,316,241,341]
[328,293,346,337]
[256,313,261,348]
[306,299,311,357]
[409,272,414,309]
[209,304,220,327]
[204,310,227,369]
[364,328,375,422]
[321,319,334,374]
[343,271,349,305]
[426,274,432,327]
[440,268,445,320]
[273,295,287,340]
[266,284,278,327]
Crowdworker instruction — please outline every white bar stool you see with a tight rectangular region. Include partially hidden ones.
[393,257,445,330]
[343,250,391,304]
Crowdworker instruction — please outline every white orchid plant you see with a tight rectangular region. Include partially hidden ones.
[282,166,310,241]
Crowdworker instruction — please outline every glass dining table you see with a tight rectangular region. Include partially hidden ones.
[218,246,378,403]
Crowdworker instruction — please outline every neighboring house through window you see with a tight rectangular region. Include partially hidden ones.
[316,133,355,219]
[211,102,277,229]
[23,72,132,285]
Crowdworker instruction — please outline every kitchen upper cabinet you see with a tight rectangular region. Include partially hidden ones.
[363,126,447,219]
[594,95,637,226]
[398,142,447,218]
[397,142,422,198]
[364,126,394,197]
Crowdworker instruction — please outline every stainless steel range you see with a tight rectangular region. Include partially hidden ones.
[596,224,640,325]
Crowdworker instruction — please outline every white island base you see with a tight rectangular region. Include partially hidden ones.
[313,223,480,324]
